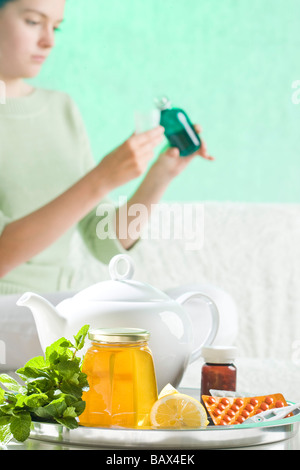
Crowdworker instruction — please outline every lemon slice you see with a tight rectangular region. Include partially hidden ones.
[158,383,179,398]
[150,385,208,429]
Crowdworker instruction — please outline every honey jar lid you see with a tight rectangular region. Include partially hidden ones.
[201,346,237,364]
[88,327,150,343]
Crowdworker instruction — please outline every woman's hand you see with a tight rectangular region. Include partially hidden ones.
[97,126,165,191]
[114,124,213,249]
[153,124,214,180]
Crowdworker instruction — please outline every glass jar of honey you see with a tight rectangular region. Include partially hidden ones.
[79,328,158,428]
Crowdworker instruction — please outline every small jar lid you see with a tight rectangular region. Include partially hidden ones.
[88,327,150,343]
[202,346,237,364]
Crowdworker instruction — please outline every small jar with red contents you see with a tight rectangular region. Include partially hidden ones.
[200,346,237,401]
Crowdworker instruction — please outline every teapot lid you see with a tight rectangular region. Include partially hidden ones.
[73,254,170,303]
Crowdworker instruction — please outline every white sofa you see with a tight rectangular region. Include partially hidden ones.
[2,201,300,402]
[70,200,300,401]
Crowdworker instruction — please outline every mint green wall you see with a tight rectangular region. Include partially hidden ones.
[31,0,300,203]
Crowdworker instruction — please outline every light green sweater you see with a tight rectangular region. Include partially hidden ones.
[0,88,125,295]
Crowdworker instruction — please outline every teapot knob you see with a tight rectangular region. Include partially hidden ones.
[109,254,135,281]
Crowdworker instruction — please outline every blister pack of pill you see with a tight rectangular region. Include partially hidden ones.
[202,393,289,425]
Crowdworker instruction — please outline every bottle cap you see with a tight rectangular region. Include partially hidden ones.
[202,346,237,364]
[88,327,150,343]
[154,95,172,110]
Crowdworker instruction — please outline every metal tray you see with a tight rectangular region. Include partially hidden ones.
[29,388,300,450]
[29,416,300,450]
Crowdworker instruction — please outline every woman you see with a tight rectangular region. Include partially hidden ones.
[0,0,238,374]
[0,0,212,294]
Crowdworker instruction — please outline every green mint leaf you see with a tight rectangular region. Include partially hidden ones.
[16,366,51,381]
[20,356,46,370]
[59,382,84,400]
[45,338,73,366]
[63,406,77,418]
[0,416,11,426]
[0,374,25,393]
[0,420,13,446]
[15,393,49,410]
[34,396,67,420]
[55,359,80,381]
[0,393,17,415]
[73,325,90,351]
[10,412,31,442]
[0,387,4,404]
[72,399,86,416]
[16,356,47,381]
[55,416,78,429]
[26,377,54,395]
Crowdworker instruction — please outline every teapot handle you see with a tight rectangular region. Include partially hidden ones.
[176,292,220,364]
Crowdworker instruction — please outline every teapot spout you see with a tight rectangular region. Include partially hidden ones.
[17,292,66,352]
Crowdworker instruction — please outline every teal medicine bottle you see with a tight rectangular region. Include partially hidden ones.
[155,96,201,157]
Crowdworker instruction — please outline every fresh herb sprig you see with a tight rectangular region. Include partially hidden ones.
[0,325,90,445]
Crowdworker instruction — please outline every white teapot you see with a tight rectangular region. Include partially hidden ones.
[17,254,219,391]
